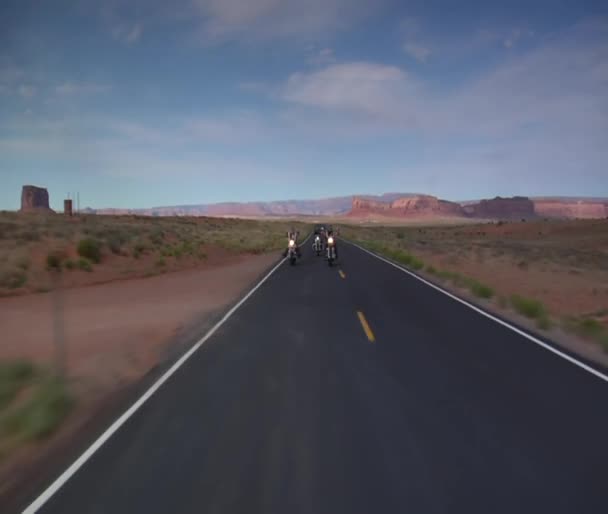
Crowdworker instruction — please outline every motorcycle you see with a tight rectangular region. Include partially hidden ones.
[312,234,323,256]
[287,238,298,265]
[326,235,337,267]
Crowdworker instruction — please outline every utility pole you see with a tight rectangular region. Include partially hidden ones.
[48,263,67,377]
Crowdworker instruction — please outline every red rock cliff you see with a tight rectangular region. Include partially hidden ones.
[350,195,466,218]
[463,196,536,219]
[534,200,607,219]
[20,185,54,212]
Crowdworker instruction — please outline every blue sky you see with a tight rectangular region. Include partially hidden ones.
[1,0,607,209]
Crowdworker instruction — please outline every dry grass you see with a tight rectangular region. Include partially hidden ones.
[0,361,73,459]
[0,212,311,296]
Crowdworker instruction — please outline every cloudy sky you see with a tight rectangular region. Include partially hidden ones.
[1,0,606,209]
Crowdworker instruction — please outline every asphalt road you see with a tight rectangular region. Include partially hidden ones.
[25,240,608,514]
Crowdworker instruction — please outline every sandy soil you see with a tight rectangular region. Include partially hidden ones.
[0,252,278,391]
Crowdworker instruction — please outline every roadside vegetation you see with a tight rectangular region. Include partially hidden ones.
[341,219,608,354]
[0,211,310,296]
[0,361,73,460]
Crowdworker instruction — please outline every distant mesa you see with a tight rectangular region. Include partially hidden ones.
[463,196,536,220]
[80,192,608,221]
[350,194,467,219]
[20,185,55,213]
[533,198,608,219]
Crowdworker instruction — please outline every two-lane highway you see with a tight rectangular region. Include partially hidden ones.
[23,239,608,513]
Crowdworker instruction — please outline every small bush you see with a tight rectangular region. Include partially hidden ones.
[108,237,122,255]
[470,281,494,299]
[17,230,40,242]
[77,258,93,272]
[132,242,146,259]
[511,295,546,319]
[1,270,28,289]
[46,253,62,271]
[426,265,437,274]
[156,257,166,268]
[410,257,424,270]
[0,361,36,409]
[65,259,75,270]
[16,257,30,271]
[576,318,604,338]
[149,230,164,246]
[3,377,73,441]
[77,238,101,263]
[536,316,552,330]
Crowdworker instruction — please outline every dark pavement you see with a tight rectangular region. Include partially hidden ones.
[26,240,608,514]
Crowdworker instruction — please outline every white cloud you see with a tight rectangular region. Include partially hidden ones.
[282,62,417,121]
[403,42,431,62]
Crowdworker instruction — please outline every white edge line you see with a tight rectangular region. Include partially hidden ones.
[22,242,304,514]
[346,240,608,385]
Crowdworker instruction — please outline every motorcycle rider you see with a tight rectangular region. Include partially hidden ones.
[283,228,302,258]
[312,225,324,253]
[325,227,339,260]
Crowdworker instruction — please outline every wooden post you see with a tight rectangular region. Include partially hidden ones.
[49,268,67,377]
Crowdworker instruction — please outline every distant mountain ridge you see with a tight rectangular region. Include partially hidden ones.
[86,193,422,217]
[83,194,608,220]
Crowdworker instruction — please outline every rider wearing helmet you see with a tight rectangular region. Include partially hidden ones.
[284,228,302,257]
[325,226,339,259]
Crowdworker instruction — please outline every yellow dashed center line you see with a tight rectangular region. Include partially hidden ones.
[339,270,346,279]
[357,311,376,343]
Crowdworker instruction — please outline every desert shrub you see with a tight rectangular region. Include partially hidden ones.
[77,238,101,263]
[511,295,546,319]
[410,257,424,270]
[15,257,30,271]
[65,259,76,270]
[470,281,494,299]
[2,377,73,441]
[0,270,28,289]
[0,360,36,409]
[77,258,93,272]
[132,241,147,259]
[425,265,437,274]
[156,257,166,267]
[149,229,165,247]
[17,230,40,242]
[46,253,62,271]
[536,316,552,330]
[107,237,123,255]
[576,318,604,338]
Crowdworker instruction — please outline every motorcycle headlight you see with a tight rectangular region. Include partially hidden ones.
[328,237,334,244]
[289,240,295,247]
